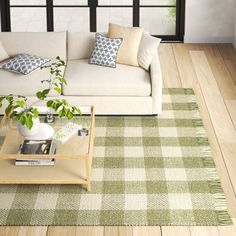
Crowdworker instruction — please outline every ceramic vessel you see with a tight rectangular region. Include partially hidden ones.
[17,117,40,138]
[28,123,55,140]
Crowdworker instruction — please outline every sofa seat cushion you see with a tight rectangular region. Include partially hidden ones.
[63,59,151,96]
[0,65,65,96]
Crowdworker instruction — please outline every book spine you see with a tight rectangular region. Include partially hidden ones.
[16,158,54,162]
[16,158,55,162]
[15,161,55,166]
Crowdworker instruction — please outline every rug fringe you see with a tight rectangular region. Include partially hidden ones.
[202,153,232,225]
[216,211,234,225]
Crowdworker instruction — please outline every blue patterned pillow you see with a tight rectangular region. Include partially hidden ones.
[89,33,123,68]
[1,53,50,75]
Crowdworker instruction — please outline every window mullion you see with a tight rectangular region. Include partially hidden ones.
[89,0,97,32]
[0,0,11,32]
[133,0,139,27]
[47,0,54,32]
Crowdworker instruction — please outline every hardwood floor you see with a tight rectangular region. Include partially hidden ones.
[1,43,236,236]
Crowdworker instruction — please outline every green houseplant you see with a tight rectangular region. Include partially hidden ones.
[0,57,81,136]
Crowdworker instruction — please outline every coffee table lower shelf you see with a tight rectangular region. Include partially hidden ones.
[0,159,89,186]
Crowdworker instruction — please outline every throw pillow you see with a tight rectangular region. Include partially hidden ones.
[0,40,9,62]
[1,53,50,75]
[138,33,161,71]
[89,33,123,68]
[108,23,143,67]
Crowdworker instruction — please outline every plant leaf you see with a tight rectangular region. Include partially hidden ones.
[67,110,73,120]
[0,96,5,108]
[16,100,25,108]
[19,115,26,125]
[25,117,33,130]
[42,89,50,96]
[5,105,12,116]
[47,100,54,107]
[36,91,43,99]
[32,108,39,118]
[54,87,61,94]
[58,109,63,117]
[0,96,5,103]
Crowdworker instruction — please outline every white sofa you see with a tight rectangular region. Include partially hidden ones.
[0,32,163,115]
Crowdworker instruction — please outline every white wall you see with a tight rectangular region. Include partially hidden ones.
[185,0,235,43]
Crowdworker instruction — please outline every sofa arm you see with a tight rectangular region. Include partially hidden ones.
[150,52,163,114]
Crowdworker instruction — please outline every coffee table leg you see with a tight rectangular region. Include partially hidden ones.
[86,157,91,192]
[87,182,91,192]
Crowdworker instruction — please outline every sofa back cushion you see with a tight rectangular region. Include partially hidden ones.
[0,40,9,62]
[108,23,143,67]
[68,32,96,60]
[0,32,67,60]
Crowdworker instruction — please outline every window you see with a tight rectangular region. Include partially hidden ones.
[4,0,47,32]
[0,0,185,41]
[10,8,47,32]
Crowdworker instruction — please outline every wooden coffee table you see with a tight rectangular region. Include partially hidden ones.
[0,106,95,191]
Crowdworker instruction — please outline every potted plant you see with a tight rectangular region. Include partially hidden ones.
[0,56,81,138]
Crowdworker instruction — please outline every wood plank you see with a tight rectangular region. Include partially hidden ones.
[225,100,236,129]
[217,44,236,61]
[190,51,236,143]
[162,226,190,236]
[223,61,236,85]
[218,225,236,236]
[47,227,76,236]
[0,227,20,236]
[75,227,104,236]
[202,44,236,100]
[217,44,236,85]
[47,226,103,236]
[172,43,198,88]
[133,227,161,236]
[158,43,182,88]
[185,44,204,51]
[220,143,236,195]
[191,50,236,204]
[18,227,47,236]
[104,227,132,236]
[192,81,236,217]
[0,227,46,236]
[189,226,219,236]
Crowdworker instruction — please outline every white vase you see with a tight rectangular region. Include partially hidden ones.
[28,123,55,140]
[17,117,40,138]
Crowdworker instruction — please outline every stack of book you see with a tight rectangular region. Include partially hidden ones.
[16,140,56,166]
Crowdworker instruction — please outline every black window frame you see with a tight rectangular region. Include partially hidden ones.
[0,0,185,41]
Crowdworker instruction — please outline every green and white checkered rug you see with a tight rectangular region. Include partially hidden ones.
[0,89,232,226]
